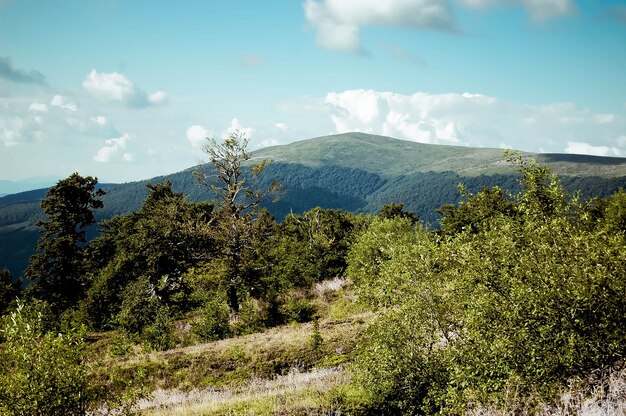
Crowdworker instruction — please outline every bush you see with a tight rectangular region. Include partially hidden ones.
[280,296,316,324]
[193,296,232,341]
[116,276,160,335]
[347,161,626,414]
[142,305,175,351]
[0,300,94,415]
[232,297,265,336]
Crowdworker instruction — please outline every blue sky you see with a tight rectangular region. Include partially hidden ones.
[1,0,625,183]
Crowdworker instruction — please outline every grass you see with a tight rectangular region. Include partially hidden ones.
[468,367,626,416]
[138,366,348,415]
[88,282,371,415]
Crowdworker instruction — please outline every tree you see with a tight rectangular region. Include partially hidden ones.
[437,185,515,235]
[81,181,214,330]
[25,173,105,313]
[195,130,280,312]
[0,269,20,315]
[378,203,419,224]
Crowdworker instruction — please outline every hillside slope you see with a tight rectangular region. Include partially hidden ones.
[2,132,626,278]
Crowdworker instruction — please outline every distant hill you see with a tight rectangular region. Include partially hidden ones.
[2,132,626,278]
[0,177,60,196]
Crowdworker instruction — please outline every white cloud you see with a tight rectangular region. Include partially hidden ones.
[148,90,168,105]
[50,95,77,112]
[259,138,281,148]
[82,70,134,102]
[93,133,132,162]
[91,116,107,125]
[186,125,209,148]
[29,102,48,112]
[275,122,289,132]
[565,142,623,157]
[82,70,167,108]
[324,89,626,156]
[223,118,254,139]
[304,0,456,52]
[457,0,574,21]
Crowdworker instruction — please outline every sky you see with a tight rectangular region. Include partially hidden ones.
[1,0,625,183]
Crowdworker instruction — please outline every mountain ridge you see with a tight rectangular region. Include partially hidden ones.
[2,132,626,278]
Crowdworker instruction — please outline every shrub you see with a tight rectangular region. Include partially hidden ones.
[116,276,160,335]
[280,296,316,324]
[193,296,232,341]
[0,300,94,415]
[142,305,175,352]
[347,161,626,414]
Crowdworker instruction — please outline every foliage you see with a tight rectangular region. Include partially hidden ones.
[195,130,280,313]
[280,295,316,324]
[0,268,19,315]
[268,208,365,289]
[115,276,160,336]
[348,158,626,414]
[437,185,515,235]
[378,202,419,224]
[0,300,94,415]
[25,173,105,313]
[193,295,232,341]
[82,181,214,330]
[142,305,175,352]
[310,318,323,354]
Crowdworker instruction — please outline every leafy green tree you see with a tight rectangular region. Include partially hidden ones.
[0,300,93,415]
[0,269,20,315]
[25,173,105,313]
[270,208,361,288]
[437,185,515,235]
[82,181,214,330]
[195,130,280,312]
[193,295,232,341]
[378,202,419,224]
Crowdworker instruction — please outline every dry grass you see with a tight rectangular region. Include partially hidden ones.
[92,310,371,398]
[138,366,347,415]
[87,282,371,414]
[314,277,348,298]
[469,367,626,416]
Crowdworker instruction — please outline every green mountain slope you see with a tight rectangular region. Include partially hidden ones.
[2,132,626,278]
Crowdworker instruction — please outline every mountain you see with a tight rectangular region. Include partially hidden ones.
[0,177,61,196]
[2,132,626,278]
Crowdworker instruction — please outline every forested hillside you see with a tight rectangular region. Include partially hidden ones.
[2,133,626,279]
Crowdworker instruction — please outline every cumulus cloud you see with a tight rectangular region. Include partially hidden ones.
[91,116,107,125]
[241,54,266,68]
[304,0,456,52]
[457,0,575,21]
[82,70,168,108]
[29,102,48,112]
[323,89,626,156]
[275,122,289,132]
[148,90,168,105]
[223,118,254,139]
[93,133,132,162]
[1,93,117,148]
[186,125,210,148]
[565,142,622,157]
[259,138,281,148]
[50,95,78,112]
[0,56,46,85]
